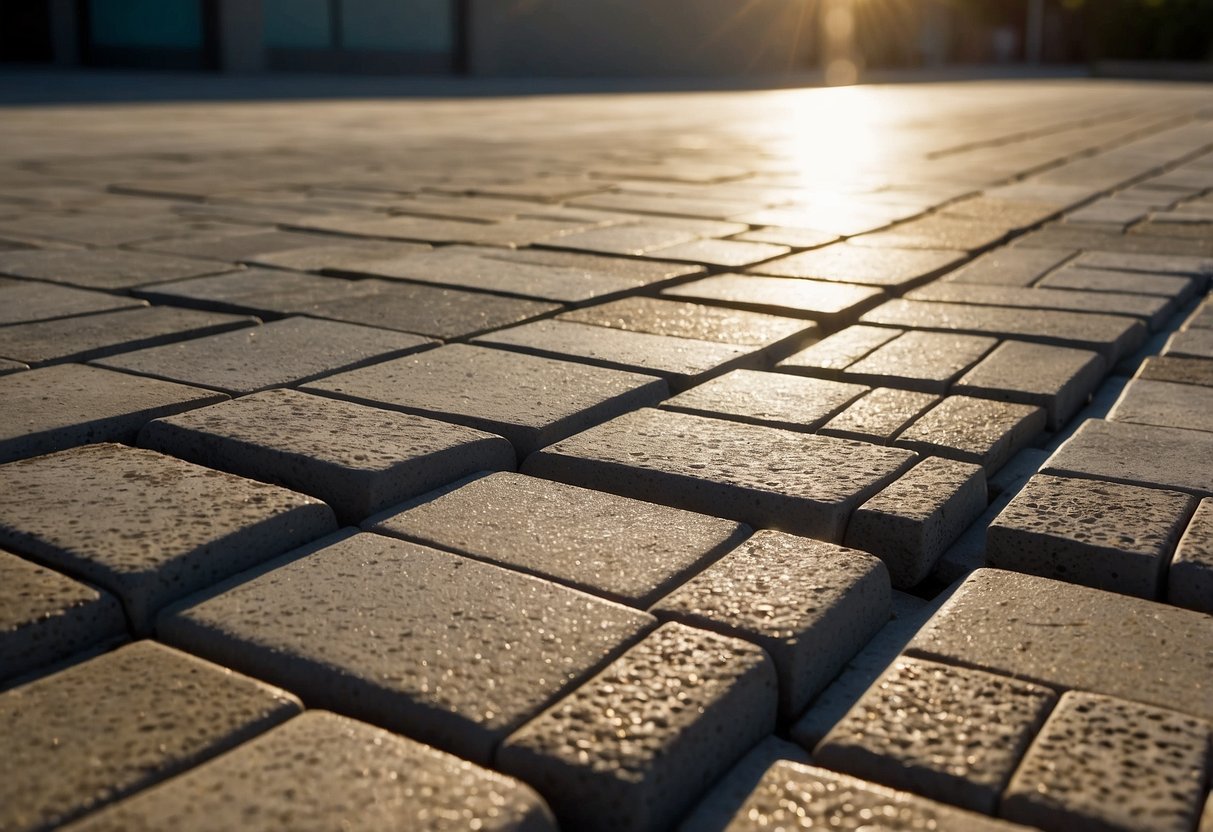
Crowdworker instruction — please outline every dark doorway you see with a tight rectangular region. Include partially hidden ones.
[0,0,55,63]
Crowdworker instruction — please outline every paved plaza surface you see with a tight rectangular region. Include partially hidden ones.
[1,73,1213,830]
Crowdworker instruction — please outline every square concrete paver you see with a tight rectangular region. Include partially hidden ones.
[661,274,884,323]
[987,474,1197,599]
[0,548,127,683]
[93,316,434,395]
[0,363,228,464]
[0,443,338,633]
[643,238,790,268]
[660,369,869,432]
[1042,418,1213,497]
[0,641,300,832]
[818,386,942,444]
[63,711,557,832]
[0,248,236,291]
[138,388,515,525]
[370,471,747,606]
[522,407,917,541]
[497,622,777,832]
[159,533,653,765]
[303,343,666,456]
[1172,499,1213,614]
[653,531,891,717]
[895,396,1046,475]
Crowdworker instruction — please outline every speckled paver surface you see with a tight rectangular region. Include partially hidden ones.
[4,73,1213,829]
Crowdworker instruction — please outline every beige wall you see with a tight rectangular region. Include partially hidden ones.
[467,0,818,77]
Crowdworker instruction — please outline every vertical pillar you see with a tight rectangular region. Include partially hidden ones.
[215,0,265,73]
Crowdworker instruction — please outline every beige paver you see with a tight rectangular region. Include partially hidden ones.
[1138,355,1213,388]
[662,273,883,323]
[1109,377,1213,434]
[818,386,941,444]
[776,324,902,377]
[1042,418,1213,497]
[895,396,1046,475]
[756,243,965,289]
[838,330,997,394]
[941,248,1073,287]
[907,281,1173,330]
[0,281,145,326]
[0,247,236,291]
[661,369,868,432]
[1172,499,1213,613]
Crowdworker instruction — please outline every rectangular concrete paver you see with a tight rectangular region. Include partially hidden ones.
[1109,377,1213,434]
[941,248,1073,287]
[138,388,515,525]
[906,281,1174,331]
[1166,327,1213,360]
[643,238,790,268]
[63,711,557,832]
[0,282,145,326]
[522,407,917,541]
[370,471,748,606]
[0,248,236,291]
[0,443,338,633]
[1042,418,1213,497]
[907,568,1213,722]
[303,343,666,456]
[133,267,367,316]
[1171,499,1213,614]
[159,533,653,765]
[661,274,884,323]
[660,369,869,432]
[838,330,998,394]
[0,641,300,832]
[676,738,812,832]
[818,386,941,444]
[776,325,903,378]
[756,244,965,289]
[497,622,777,832]
[0,363,227,464]
[653,530,891,717]
[954,341,1106,430]
[1039,265,1198,302]
[895,396,1046,475]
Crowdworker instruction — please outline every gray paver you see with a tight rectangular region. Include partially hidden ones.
[558,296,817,349]
[861,299,1147,362]
[0,443,337,633]
[712,761,1032,832]
[1073,250,1213,282]
[497,622,777,832]
[1042,418,1213,497]
[1110,377,1213,433]
[1166,327,1213,360]
[159,533,653,765]
[0,363,227,464]
[138,389,514,524]
[845,457,987,588]
[93,316,433,395]
[895,396,1046,475]
[1171,499,1213,613]
[819,386,941,444]
[522,407,917,541]
[776,325,903,377]
[370,471,747,605]
[941,248,1073,287]
[137,229,347,262]
[0,641,301,832]
[0,306,257,366]
[473,319,757,390]
[642,238,790,267]
[814,657,1056,814]
[676,737,812,832]
[954,340,1106,430]
[653,530,891,717]
[1040,265,1198,301]
[733,226,839,248]
[0,549,126,683]
[304,343,666,456]
[662,273,884,322]
[907,568,1213,722]
[850,216,1011,252]
[64,711,557,832]
[0,248,236,291]
[293,214,602,248]
[0,282,145,326]
[838,330,998,394]
[133,267,365,316]
[1140,355,1213,390]
[535,223,698,255]
[987,473,1196,599]
[756,244,965,289]
[245,239,429,272]
[661,369,869,432]
[1001,692,1211,832]
[906,281,1174,330]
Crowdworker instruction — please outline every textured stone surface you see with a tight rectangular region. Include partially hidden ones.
[845,457,987,588]
[497,622,777,832]
[160,534,653,764]
[0,549,126,683]
[815,658,1056,813]
[0,247,235,291]
[522,407,917,541]
[246,239,429,272]
[371,471,747,605]
[712,761,1032,832]
[653,531,890,717]
[93,316,433,395]
[676,737,812,832]
[987,474,1196,598]
[1139,355,1213,388]
[0,443,337,633]
[139,389,514,524]
[643,238,790,267]
[662,273,883,322]
[133,267,365,316]
[558,296,816,348]
[954,340,1106,430]
[0,306,256,366]
[0,641,301,832]
[0,357,26,374]
[838,330,998,394]
[661,369,868,432]
[0,363,227,464]
[941,248,1073,287]
[861,299,1147,362]
[1039,265,1197,300]
[1109,377,1213,434]
[907,568,1213,722]
[0,281,144,325]
[819,386,941,444]
[1042,418,1213,497]
[474,318,758,389]
[533,222,698,255]
[304,344,666,455]
[1166,328,1213,360]
[1172,499,1213,613]
[777,325,902,377]
[1071,250,1213,282]
[756,244,965,289]
[895,396,1046,475]
[65,711,557,832]
[906,281,1174,330]
[1002,692,1211,832]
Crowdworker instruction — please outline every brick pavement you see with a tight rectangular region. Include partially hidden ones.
[1,76,1212,830]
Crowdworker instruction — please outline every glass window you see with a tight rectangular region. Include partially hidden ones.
[264,0,335,49]
[340,0,453,53]
[89,0,204,49]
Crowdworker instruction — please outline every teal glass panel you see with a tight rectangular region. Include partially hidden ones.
[340,0,453,53]
[89,0,203,49]
[264,0,334,49]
